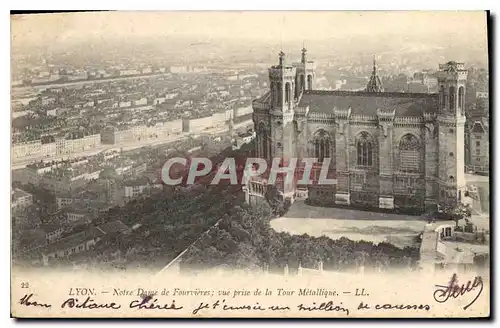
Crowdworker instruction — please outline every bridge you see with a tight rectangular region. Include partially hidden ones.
[12,72,171,92]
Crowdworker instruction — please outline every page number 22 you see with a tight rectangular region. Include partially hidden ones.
[21,282,29,288]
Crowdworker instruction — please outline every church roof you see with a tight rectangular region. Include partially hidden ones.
[299,90,438,117]
[471,120,488,134]
[366,75,384,93]
[257,91,271,103]
[253,91,271,107]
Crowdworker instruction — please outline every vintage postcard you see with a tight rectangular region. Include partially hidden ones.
[10,11,490,318]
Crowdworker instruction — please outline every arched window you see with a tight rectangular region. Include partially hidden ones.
[294,76,299,98]
[440,85,445,109]
[300,75,305,92]
[277,82,282,107]
[458,86,465,109]
[307,75,312,90]
[271,82,276,106]
[399,134,420,173]
[285,82,291,104]
[449,86,456,111]
[313,130,331,162]
[356,132,373,167]
[258,123,268,160]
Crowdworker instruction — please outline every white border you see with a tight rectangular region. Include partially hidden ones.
[3,1,498,327]
[3,1,499,10]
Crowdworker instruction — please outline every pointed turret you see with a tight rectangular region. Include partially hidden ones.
[366,56,384,93]
[301,42,307,64]
[278,50,286,67]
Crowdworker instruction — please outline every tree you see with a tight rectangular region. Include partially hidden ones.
[473,253,489,268]
[265,185,289,217]
[99,167,118,180]
[439,202,472,228]
[354,250,368,272]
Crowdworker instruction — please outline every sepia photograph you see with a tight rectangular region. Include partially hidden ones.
[9,10,491,318]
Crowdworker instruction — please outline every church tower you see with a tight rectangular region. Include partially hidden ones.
[269,51,296,113]
[366,56,384,92]
[268,51,298,199]
[436,61,467,208]
[294,46,316,96]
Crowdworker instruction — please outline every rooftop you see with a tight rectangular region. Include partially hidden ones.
[123,176,152,187]
[11,188,32,201]
[57,189,102,200]
[237,131,254,138]
[27,155,92,171]
[38,229,105,255]
[471,120,488,134]
[41,222,63,234]
[97,220,129,235]
[299,90,438,117]
[253,91,271,105]
[64,202,94,214]
[36,221,128,255]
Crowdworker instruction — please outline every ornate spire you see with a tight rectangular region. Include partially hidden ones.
[278,50,286,66]
[301,41,307,64]
[366,55,384,93]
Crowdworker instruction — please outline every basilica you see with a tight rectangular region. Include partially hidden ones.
[245,48,467,212]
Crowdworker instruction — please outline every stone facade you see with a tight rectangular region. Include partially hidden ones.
[246,50,467,212]
[465,118,489,174]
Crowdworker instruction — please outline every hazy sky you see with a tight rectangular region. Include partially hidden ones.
[11,11,488,46]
